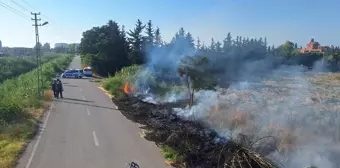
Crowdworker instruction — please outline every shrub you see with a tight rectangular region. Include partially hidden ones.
[101,64,142,96]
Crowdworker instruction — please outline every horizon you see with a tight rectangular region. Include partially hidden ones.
[0,0,339,48]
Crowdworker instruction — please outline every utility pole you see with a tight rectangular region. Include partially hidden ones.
[31,12,42,97]
[31,12,49,97]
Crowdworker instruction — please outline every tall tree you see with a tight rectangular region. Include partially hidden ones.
[215,41,222,53]
[210,38,216,51]
[185,32,195,49]
[127,19,146,64]
[79,20,130,76]
[154,27,162,47]
[145,20,154,48]
[196,37,201,50]
[223,32,232,53]
[279,41,296,57]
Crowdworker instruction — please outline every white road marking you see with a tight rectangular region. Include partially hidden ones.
[92,131,100,147]
[82,96,86,100]
[86,108,91,115]
[25,103,54,168]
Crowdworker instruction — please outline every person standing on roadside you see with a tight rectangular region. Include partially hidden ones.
[56,79,64,98]
[51,79,57,98]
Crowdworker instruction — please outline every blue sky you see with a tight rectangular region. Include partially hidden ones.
[0,0,339,48]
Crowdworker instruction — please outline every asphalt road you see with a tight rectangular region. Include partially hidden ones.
[17,56,170,168]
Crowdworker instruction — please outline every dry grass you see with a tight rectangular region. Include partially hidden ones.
[0,140,25,168]
[43,90,53,102]
[200,72,340,167]
[313,73,340,84]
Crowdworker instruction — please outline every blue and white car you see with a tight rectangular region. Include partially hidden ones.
[61,69,83,78]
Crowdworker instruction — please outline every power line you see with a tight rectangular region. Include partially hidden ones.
[11,0,30,13]
[0,1,30,20]
[19,0,52,22]
[20,0,35,10]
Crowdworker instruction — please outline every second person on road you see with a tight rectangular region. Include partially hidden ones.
[56,79,64,98]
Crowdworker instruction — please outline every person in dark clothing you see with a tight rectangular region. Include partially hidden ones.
[56,79,64,98]
[51,80,57,98]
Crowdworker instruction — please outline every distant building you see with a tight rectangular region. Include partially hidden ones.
[54,43,68,48]
[0,40,2,49]
[298,38,325,53]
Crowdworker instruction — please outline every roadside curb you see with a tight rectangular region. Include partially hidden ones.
[97,86,114,98]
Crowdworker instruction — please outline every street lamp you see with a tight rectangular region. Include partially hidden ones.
[41,21,49,26]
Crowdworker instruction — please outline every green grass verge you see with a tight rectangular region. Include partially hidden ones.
[0,54,73,168]
[160,145,181,162]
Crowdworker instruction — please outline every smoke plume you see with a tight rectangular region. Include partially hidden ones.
[134,37,340,168]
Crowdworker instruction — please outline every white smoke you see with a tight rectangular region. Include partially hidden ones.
[134,34,340,167]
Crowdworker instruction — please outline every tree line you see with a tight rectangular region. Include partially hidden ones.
[79,19,340,77]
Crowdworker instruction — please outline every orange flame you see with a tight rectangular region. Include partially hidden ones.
[123,82,134,94]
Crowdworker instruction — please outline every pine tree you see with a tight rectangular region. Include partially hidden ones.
[154,27,162,47]
[120,25,130,56]
[223,32,232,53]
[127,19,146,64]
[145,20,154,47]
[196,37,201,50]
[215,41,222,53]
[210,38,216,51]
[178,27,185,37]
[185,32,195,49]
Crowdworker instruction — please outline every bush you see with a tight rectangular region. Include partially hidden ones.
[0,103,28,126]
[101,64,142,97]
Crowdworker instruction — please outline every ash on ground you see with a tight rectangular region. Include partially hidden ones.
[186,72,340,168]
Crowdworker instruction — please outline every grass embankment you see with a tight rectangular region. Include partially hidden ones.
[101,65,142,97]
[0,52,62,83]
[0,54,73,168]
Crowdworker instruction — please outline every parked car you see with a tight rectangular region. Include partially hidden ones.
[61,69,83,78]
[83,66,92,77]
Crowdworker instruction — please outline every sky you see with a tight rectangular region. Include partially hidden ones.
[0,0,339,48]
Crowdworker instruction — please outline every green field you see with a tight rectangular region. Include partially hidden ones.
[0,52,62,83]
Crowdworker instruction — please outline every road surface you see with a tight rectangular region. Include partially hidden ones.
[17,56,170,168]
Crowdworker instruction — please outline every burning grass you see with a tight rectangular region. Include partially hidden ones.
[198,72,340,167]
[112,94,280,168]
[104,62,340,167]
